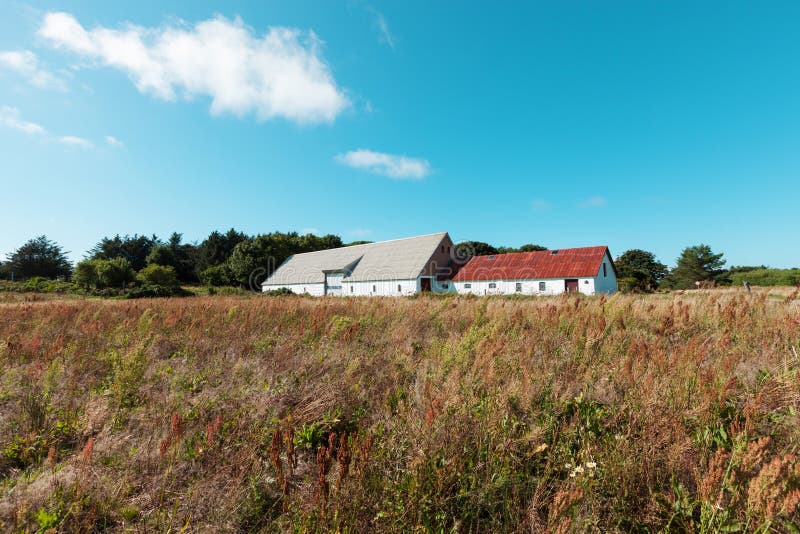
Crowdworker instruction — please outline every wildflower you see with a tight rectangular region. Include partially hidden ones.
[564,463,572,469]
[575,465,585,474]
[586,461,597,469]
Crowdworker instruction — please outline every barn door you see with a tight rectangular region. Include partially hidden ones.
[565,279,579,293]
[420,278,432,292]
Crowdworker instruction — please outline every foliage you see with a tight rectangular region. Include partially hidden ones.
[454,241,497,258]
[5,235,72,280]
[662,244,728,289]
[88,234,160,271]
[227,232,344,287]
[194,228,249,276]
[136,264,179,288]
[615,249,667,291]
[73,258,136,291]
[199,264,237,287]
[498,243,548,253]
[730,268,800,287]
[146,233,198,284]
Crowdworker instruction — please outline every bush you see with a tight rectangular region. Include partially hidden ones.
[137,264,179,288]
[126,284,188,299]
[263,287,295,296]
[199,264,237,287]
[74,258,135,290]
[730,268,800,287]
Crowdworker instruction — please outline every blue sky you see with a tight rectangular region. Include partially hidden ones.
[1,1,799,268]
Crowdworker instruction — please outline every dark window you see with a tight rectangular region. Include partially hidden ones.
[447,246,451,254]
[350,286,353,293]
[464,283,472,289]
[373,284,376,292]
[442,282,449,289]
[398,284,401,292]
[488,255,495,260]
[603,263,607,277]
[515,282,522,292]
[441,245,444,253]
[489,282,497,289]
[539,281,546,291]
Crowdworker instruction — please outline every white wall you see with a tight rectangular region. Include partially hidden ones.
[262,283,325,296]
[342,278,418,296]
[454,277,606,296]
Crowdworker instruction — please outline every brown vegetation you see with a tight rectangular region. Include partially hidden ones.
[1,291,799,532]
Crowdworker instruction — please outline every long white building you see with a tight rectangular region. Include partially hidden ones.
[261,232,455,296]
[451,246,617,296]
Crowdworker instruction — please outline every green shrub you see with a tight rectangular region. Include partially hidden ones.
[730,268,800,287]
[137,264,179,288]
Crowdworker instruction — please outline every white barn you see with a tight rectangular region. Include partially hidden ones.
[451,246,617,296]
[261,232,455,296]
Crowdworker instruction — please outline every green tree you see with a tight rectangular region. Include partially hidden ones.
[227,232,344,288]
[662,244,727,289]
[194,229,248,276]
[199,264,236,286]
[6,236,72,280]
[517,244,548,252]
[146,233,198,284]
[96,258,136,289]
[137,264,179,288]
[615,249,668,292]
[453,241,497,260]
[88,234,160,271]
[73,260,100,290]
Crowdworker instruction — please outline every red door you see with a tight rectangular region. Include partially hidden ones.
[565,279,579,293]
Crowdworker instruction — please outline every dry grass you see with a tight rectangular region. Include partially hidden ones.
[0,290,799,532]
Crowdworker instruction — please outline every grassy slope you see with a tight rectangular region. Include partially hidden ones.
[1,291,799,532]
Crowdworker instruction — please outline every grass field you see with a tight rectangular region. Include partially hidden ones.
[1,289,799,532]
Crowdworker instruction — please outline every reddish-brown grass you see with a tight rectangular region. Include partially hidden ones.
[0,291,798,531]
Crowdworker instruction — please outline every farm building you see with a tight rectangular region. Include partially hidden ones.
[261,232,455,296]
[451,246,617,296]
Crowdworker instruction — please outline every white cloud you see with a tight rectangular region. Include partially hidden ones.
[0,50,67,90]
[0,106,94,147]
[336,149,430,179]
[58,135,93,147]
[105,135,124,147]
[0,106,47,135]
[370,9,395,49]
[579,196,608,208]
[38,12,349,124]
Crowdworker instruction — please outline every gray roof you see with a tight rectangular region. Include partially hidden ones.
[262,232,449,285]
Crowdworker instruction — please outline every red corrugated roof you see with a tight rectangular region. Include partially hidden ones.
[451,246,612,281]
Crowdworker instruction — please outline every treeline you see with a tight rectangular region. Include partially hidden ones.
[0,232,796,295]
[614,245,799,292]
[0,230,347,296]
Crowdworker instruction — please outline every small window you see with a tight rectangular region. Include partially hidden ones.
[603,263,607,277]
[551,250,559,255]
[539,281,546,291]
[515,282,522,292]
[372,284,376,292]
[350,286,353,293]
[584,280,589,284]
[488,255,495,260]
[441,245,445,253]
[398,284,401,292]
[447,246,451,254]
[442,282,449,289]
[489,282,497,289]
[464,283,472,288]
